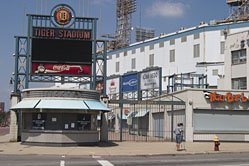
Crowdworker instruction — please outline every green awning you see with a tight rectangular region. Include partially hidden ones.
[135,110,150,118]
[11,99,40,109]
[11,99,110,112]
[35,99,89,110]
[84,100,110,112]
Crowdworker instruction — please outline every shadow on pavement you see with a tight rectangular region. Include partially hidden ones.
[97,141,118,147]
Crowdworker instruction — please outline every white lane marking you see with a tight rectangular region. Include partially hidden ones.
[60,160,65,166]
[220,164,249,166]
[62,155,65,158]
[97,160,114,166]
[92,155,101,159]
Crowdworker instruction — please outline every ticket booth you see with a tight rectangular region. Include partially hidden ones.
[11,88,109,145]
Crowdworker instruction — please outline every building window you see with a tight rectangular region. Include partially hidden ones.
[140,47,145,52]
[170,49,175,62]
[149,44,154,50]
[232,77,247,90]
[163,76,167,82]
[108,55,112,60]
[116,62,120,72]
[181,36,187,42]
[220,30,225,36]
[193,44,200,58]
[132,49,136,54]
[159,42,164,48]
[232,49,246,65]
[131,58,136,69]
[149,54,154,67]
[194,33,200,39]
[116,53,120,58]
[220,41,225,54]
[124,51,127,56]
[170,39,175,45]
[212,69,218,76]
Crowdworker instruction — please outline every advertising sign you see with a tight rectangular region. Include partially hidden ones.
[122,74,138,92]
[140,70,160,90]
[31,38,92,64]
[207,92,249,103]
[80,83,90,90]
[33,27,91,40]
[32,63,91,75]
[96,81,104,94]
[106,77,120,94]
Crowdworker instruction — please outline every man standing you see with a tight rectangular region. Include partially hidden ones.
[174,123,183,151]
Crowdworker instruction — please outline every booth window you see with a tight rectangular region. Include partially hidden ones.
[232,49,246,65]
[232,77,247,90]
[32,113,46,130]
[29,113,94,131]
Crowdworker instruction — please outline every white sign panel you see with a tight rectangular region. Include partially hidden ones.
[106,77,120,94]
[140,70,160,90]
[80,83,90,90]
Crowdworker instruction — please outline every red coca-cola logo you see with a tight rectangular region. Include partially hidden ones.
[32,63,91,75]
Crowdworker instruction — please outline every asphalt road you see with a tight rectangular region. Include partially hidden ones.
[1,153,249,166]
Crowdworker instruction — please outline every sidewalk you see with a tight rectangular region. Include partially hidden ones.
[1,134,249,156]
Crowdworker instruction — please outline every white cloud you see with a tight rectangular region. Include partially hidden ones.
[147,1,187,18]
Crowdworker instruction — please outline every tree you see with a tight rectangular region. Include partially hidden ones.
[0,111,6,124]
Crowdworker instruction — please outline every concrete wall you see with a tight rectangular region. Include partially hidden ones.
[224,30,249,90]
[9,93,20,142]
[172,89,249,142]
[21,131,99,144]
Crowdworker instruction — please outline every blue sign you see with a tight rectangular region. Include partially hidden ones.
[122,74,138,92]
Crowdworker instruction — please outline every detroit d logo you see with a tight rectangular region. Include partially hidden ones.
[54,7,71,25]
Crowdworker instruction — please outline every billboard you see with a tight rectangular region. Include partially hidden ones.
[32,63,91,75]
[122,74,138,92]
[31,25,92,76]
[140,70,160,90]
[106,77,120,94]
[96,81,104,94]
[31,38,92,64]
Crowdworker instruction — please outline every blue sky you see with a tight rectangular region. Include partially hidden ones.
[0,0,229,111]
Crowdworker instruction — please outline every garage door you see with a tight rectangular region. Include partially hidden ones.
[153,112,164,137]
[194,110,249,132]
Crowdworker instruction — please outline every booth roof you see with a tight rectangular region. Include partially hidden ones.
[11,99,110,112]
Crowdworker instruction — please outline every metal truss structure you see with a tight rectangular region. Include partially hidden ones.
[102,0,136,50]
[167,73,208,93]
[218,0,249,23]
[116,0,136,48]
[11,11,107,95]
[135,27,155,42]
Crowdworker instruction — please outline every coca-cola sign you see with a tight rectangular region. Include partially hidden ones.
[32,63,91,75]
